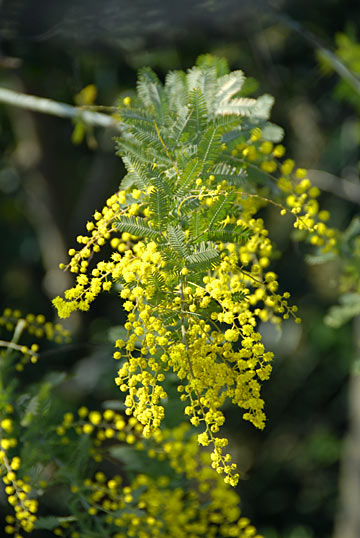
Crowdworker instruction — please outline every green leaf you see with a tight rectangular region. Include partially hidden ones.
[167,225,190,258]
[145,271,168,304]
[189,210,207,239]
[185,245,220,271]
[179,196,201,214]
[127,121,166,153]
[115,216,161,240]
[210,162,247,185]
[121,155,149,189]
[20,394,42,426]
[216,96,257,116]
[165,71,187,113]
[187,66,218,112]
[120,107,153,126]
[175,158,203,197]
[305,251,337,265]
[149,188,170,230]
[208,223,252,243]
[120,172,139,190]
[109,445,145,472]
[198,125,222,166]
[102,400,127,410]
[216,70,246,107]
[231,291,248,304]
[157,310,180,327]
[207,193,235,230]
[342,215,360,242]
[211,114,241,134]
[117,137,171,168]
[35,517,76,531]
[116,139,152,166]
[68,435,92,479]
[149,166,175,197]
[187,88,208,141]
[168,106,192,149]
[137,67,165,121]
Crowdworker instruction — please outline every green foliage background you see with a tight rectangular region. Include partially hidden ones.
[1,1,360,537]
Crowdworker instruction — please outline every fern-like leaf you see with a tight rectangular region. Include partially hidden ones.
[215,71,246,107]
[189,210,207,239]
[121,155,150,189]
[149,166,175,197]
[186,66,218,108]
[252,95,274,120]
[165,71,187,113]
[175,158,203,197]
[157,309,180,327]
[209,162,247,185]
[187,88,208,141]
[168,106,192,149]
[149,188,170,230]
[120,107,154,126]
[115,216,161,240]
[207,193,235,230]
[207,223,252,243]
[167,225,190,258]
[216,97,258,116]
[35,517,76,531]
[179,196,201,214]
[231,291,247,304]
[198,125,222,166]
[185,246,220,271]
[116,138,152,166]
[137,67,165,121]
[145,271,168,305]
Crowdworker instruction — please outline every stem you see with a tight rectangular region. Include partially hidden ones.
[153,119,180,177]
[0,319,29,390]
[0,87,122,131]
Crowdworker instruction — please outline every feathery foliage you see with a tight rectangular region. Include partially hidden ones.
[53,54,336,495]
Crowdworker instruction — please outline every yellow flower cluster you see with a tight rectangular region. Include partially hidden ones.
[0,417,37,537]
[53,118,336,488]
[0,309,70,370]
[54,417,263,538]
[52,188,300,485]
[56,407,142,452]
[60,190,129,274]
[231,131,337,253]
[107,232,300,484]
[53,190,150,318]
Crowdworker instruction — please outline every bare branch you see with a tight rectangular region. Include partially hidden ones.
[0,86,122,131]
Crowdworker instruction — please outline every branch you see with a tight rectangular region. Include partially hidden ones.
[0,86,122,131]
[308,169,360,205]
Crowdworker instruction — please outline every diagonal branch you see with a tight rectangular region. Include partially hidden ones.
[0,86,122,131]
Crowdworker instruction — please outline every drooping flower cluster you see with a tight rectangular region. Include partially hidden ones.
[53,58,336,485]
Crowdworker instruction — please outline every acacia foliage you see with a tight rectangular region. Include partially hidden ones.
[53,55,336,486]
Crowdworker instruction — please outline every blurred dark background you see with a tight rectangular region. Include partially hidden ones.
[1,1,360,537]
